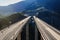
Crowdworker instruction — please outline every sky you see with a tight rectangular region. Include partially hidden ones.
[0,0,24,6]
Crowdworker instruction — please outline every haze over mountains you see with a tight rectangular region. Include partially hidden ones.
[0,0,36,16]
[0,0,60,16]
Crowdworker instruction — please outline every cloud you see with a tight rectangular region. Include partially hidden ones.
[0,0,24,6]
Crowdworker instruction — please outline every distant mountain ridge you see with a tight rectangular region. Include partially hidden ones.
[0,13,26,30]
[21,0,60,16]
[0,0,36,16]
[0,0,60,16]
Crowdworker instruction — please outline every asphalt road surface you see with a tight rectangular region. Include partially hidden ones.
[0,16,31,40]
[34,16,60,40]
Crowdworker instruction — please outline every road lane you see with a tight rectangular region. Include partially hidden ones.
[0,16,31,40]
[34,16,60,40]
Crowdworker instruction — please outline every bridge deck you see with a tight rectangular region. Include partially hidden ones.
[34,16,60,40]
[0,16,60,40]
[0,17,30,40]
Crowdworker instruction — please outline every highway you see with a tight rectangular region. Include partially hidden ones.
[0,16,60,40]
[0,16,31,40]
[34,16,60,40]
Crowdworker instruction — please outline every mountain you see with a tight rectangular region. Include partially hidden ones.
[21,0,60,16]
[0,13,27,30]
[0,0,60,16]
[0,1,28,15]
[0,0,36,16]
[37,0,60,13]
[36,9,60,30]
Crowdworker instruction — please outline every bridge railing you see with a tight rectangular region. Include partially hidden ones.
[0,16,31,40]
[33,16,60,40]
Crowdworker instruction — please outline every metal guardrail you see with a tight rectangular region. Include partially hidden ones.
[34,16,60,40]
[0,16,31,40]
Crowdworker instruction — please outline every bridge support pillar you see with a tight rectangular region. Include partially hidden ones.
[16,33,21,40]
